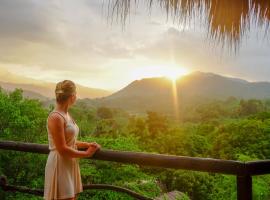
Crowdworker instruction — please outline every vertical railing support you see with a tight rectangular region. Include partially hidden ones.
[237,175,252,200]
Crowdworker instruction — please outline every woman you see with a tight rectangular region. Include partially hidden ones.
[44,80,101,200]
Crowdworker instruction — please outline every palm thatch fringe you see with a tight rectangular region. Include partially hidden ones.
[107,0,270,49]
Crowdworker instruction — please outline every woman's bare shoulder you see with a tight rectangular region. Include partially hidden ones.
[48,112,65,125]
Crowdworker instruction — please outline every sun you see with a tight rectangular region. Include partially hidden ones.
[130,63,190,82]
[164,67,189,81]
[165,73,181,81]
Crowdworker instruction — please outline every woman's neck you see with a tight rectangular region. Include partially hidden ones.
[55,103,69,114]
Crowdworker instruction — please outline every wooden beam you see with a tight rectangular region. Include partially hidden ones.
[237,175,252,200]
[246,160,270,175]
[0,176,153,200]
[0,140,245,175]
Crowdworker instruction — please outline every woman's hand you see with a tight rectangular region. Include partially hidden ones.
[88,142,100,148]
[75,141,91,149]
[84,143,101,157]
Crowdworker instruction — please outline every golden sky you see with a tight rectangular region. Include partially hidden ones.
[0,0,269,92]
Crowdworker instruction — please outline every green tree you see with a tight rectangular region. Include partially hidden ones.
[237,99,265,116]
[146,111,168,137]
[97,107,113,119]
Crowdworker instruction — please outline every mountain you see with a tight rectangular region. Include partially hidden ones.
[0,69,112,99]
[92,71,270,113]
[0,81,112,100]
[177,71,270,99]
[2,71,270,113]
[0,87,50,101]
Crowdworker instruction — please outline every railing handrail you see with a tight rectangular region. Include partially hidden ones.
[2,140,270,200]
[0,175,153,200]
[1,140,270,176]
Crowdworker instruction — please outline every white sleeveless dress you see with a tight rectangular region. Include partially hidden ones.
[43,110,83,200]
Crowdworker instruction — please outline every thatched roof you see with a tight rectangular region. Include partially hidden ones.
[108,0,270,50]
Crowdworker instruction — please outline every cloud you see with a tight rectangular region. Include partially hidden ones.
[134,27,215,64]
[0,0,269,91]
[0,1,64,44]
[133,26,270,82]
[0,0,140,70]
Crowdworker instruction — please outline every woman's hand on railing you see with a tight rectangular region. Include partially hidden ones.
[88,142,100,148]
[85,143,101,157]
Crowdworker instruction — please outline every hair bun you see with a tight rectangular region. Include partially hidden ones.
[55,80,76,103]
[55,89,64,94]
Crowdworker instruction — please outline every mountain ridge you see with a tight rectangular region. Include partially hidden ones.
[91,71,270,113]
[2,72,270,111]
[0,81,112,100]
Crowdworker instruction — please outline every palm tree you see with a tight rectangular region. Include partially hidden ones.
[108,0,270,50]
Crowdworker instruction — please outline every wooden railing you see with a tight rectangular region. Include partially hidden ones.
[0,175,152,200]
[1,140,270,200]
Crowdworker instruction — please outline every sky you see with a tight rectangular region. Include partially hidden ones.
[0,0,269,92]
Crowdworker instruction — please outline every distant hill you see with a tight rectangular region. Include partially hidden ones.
[0,82,49,101]
[175,71,270,99]
[92,71,270,113]
[2,71,270,114]
[0,81,112,100]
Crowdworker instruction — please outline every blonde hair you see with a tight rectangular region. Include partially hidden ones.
[55,80,76,103]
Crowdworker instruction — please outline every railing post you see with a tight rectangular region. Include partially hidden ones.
[237,175,252,200]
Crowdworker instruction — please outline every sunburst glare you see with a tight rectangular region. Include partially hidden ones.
[164,66,190,81]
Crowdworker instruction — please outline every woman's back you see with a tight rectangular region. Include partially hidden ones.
[44,110,83,200]
[46,110,79,151]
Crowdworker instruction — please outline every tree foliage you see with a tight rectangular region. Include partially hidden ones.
[1,88,270,199]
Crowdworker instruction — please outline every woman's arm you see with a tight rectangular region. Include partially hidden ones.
[48,114,98,158]
[76,141,90,149]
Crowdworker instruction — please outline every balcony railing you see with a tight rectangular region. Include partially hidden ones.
[1,140,270,200]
